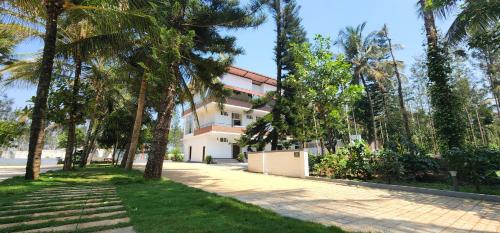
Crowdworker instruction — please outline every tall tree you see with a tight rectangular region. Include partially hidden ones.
[142,0,264,179]
[380,25,412,142]
[418,0,465,150]
[338,23,386,150]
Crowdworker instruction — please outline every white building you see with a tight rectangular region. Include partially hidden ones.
[182,66,276,162]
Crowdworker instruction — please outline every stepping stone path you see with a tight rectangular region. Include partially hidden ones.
[0,186,135,233]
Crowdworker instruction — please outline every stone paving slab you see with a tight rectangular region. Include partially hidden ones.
[0,186,134,233]
[2,197,121,209]
[0,210,126,229]
[94,226,136,233]
[16,217,130,233]
[159,162,500,233]
[0,200,122,216]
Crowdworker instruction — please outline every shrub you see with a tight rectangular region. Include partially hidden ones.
[344,141,374,180]
[236,153,245,162]
[170,148,184,161]
[308,154,322,172]
[205,155,214,164]
[399,153,440,180]
[444,146,500,191]
[373,149,404,184]
[313,152,348,178]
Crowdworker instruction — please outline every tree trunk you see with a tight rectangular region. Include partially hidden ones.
[120,142,130,168]
[80,116,94,167]
[25,0,63,180]
[271,0,282,150]
[111,141,118,165]
[383,27,411,141]
[360,74,378,150]
[144,84,175,179]
[63,54,82,171]
[125,75,148,170]
[475,107,486,144]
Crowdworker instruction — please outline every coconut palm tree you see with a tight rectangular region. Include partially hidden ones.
[338,22,387,150]
[430,0,500,45]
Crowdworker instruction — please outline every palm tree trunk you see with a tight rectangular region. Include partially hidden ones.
[25,0,63,180]
[80,115,94,167]
[144,83,175,179]
[63,55,82,171]
[360,74,378,150]
[383,27,411,141]
[111,140,118,165]
[125,75,148,170]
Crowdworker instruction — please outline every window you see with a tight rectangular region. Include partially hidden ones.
[220,111,228,116]
[256,116,261,120]
[219,137,228,143]
[232,113,242,126]
[246,115,253,120]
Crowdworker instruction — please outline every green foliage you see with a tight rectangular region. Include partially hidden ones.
[169,148,184,161]
[97,108,134,149]
[288,35,362,151]
[444,146,500,190]
[56,127,85,149]
[314,141,373,179]
[236,153,245,162]
[205,155,214,164]
[314,152,348,179]
[373,149,404,183]
[0,120,25,148]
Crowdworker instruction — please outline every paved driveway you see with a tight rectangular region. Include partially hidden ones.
[0,165,61,182]
[162,162,500,233]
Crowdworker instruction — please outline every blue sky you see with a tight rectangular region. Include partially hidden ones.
[5,0,456,109]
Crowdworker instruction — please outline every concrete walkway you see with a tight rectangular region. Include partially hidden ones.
[163,162,500,233]
[0,165,61,182]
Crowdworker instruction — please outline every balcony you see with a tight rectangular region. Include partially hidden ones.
[193,122,245,136]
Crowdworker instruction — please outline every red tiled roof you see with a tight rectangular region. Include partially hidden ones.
[228,66,277,86]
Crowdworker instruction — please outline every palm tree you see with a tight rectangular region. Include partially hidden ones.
[430,0,500,45]
[338,22,386,150]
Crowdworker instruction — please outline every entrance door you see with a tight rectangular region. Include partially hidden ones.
[232,144,240,158]
[202,146,206,161]
[189,146,192,161]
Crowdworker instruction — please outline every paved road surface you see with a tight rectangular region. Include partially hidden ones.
[161,162,500,233]
[0,165,61,182]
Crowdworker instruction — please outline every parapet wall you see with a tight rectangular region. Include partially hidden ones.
[247,150,309,178]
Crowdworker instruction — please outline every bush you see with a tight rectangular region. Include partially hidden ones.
[308,154,322,172]
[373,150,404,184]
[399,153,440,180]
[205,155,214,164]
[169,148,184,161]
[444,146,500,191]
[236,153,245,162]
[344,141,374,180]
[313,152,348,178]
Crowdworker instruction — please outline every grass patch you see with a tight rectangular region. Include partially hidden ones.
[0,166,346,233]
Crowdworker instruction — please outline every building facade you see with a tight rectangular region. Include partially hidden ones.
[182,66,276,162]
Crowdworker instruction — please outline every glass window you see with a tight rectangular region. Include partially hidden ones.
[232,113,241,126]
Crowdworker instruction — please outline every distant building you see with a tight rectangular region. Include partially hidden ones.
[182,66,276,162]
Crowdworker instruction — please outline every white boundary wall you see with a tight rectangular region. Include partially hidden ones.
[247,150,309,178]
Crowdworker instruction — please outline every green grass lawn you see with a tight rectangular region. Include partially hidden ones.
[0,166,347,233]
